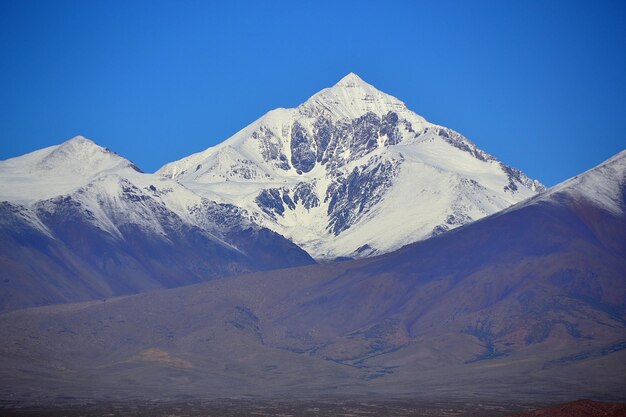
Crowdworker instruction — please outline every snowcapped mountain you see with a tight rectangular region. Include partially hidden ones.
[3,151,624,403]
[0,136,313,312]
[158,73,545,259]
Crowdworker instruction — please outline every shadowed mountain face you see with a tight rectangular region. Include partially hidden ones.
[0,137,314,313]
[0,151,625,405]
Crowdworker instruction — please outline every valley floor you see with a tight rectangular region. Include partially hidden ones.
[0,398,537,417]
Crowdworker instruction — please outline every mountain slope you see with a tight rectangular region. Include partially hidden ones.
[0,136,314,312]
[159,73,544,259]
[2,151,623,404]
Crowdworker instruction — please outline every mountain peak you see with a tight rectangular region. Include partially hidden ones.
[335,72,368,88]
[540,149,626,216]
[43,135,117,166]
[301,73,411,120]
[158,74,544,259]
[52,136,144,174]
[0,136,143,203]
[54,135,104,155]
[65,134,93,144]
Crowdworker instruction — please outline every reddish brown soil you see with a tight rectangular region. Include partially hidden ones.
[509,399,626,417]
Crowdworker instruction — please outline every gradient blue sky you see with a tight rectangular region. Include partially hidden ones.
[1,0,625,185]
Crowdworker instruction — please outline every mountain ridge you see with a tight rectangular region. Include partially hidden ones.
[0,135,315,312]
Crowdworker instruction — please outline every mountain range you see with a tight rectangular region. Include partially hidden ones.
[0,137,313,312]
[0,73,545,312]
[0,73,624,410]
[1,148,624,404]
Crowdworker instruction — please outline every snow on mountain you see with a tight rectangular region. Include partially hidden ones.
[158,73,545,259]
[1,135,317,251]
[0,136,140,203]
[533,149,626,216]
[0,136,314,311]
[1,136,198,237]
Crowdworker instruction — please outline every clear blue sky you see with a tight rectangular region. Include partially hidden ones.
[1,0,625,185]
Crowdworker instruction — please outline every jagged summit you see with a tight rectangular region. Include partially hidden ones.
[158,74,545,259]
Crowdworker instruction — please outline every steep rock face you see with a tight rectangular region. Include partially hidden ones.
[290,122,316,173]
[158,73,544,259]
[326,157,401,236]
[0,137,314,312]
